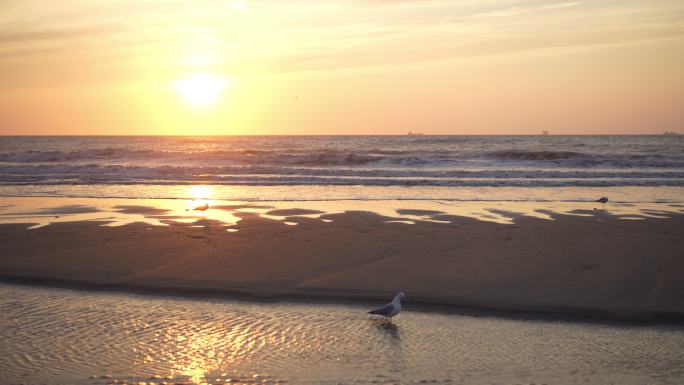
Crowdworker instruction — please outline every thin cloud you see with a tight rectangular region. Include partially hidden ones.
[0,25,122,43]
[1,0,683,87]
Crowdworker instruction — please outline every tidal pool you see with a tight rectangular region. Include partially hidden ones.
[1,283,683,385]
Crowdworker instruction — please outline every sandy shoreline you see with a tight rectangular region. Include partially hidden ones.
[1,199,683,321]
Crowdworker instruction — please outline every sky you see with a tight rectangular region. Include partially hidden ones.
[0,0,683,135]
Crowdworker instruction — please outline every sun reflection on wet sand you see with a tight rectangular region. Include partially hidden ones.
[128,314,255,385]
[0,196,683,230]
[187,185,214,219]
[172,334,217,385]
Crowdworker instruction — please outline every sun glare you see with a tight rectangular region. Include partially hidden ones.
[173,73,230,107]
[187,185,213,215]
[190,185,212,200]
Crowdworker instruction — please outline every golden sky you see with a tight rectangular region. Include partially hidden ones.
[1,0,683,135]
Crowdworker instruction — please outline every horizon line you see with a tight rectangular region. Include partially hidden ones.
[0,133,680,137]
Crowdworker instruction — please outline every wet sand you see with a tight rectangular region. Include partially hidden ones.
[1,198,683,320]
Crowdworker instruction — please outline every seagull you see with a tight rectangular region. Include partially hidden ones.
[369,292,405,323]
[595,196,608,211]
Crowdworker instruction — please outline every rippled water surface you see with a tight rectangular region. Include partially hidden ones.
[1,284,683,385]
[1,135,683,190]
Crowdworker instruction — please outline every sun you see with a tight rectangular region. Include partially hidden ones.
[172,73,230,107]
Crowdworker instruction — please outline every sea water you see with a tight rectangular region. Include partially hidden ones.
[0,136,683,202]
[1,283,683,385]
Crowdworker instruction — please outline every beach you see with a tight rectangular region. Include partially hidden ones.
[1,135,684,384]
[2,196,683,321]
[3,0,684,380]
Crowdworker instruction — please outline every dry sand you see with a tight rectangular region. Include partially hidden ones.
[1,205,683,320]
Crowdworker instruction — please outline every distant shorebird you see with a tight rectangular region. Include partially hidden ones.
[193,202,209,216]
[595,196,608,211]
[369,292,405,323]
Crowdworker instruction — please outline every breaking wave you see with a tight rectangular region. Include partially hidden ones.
[0,135,682,187]
[0,164,682,187]
[1,148,683,169]
[487,150,585,160]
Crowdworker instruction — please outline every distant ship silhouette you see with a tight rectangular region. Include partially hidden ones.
[407,131,424,136]
[663,131,679,136]
[542,130,550,136]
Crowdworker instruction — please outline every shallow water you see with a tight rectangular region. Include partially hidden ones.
[1,284,683,385]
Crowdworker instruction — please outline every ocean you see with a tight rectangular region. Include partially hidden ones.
[0,135,683,202]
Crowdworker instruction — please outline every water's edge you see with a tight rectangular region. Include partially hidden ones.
[3,275,683,326]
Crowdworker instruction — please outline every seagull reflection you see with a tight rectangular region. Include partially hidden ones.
[376,321,401,340]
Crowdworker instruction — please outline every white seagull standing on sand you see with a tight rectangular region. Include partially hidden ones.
[595,196,608,211]
[369,292,405,323]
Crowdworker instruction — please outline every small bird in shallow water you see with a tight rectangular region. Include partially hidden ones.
[595,196,608,211]
[369,292,405,323]
[194,202,209,216]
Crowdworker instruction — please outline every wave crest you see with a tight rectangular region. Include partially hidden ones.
[487,150,585,161]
